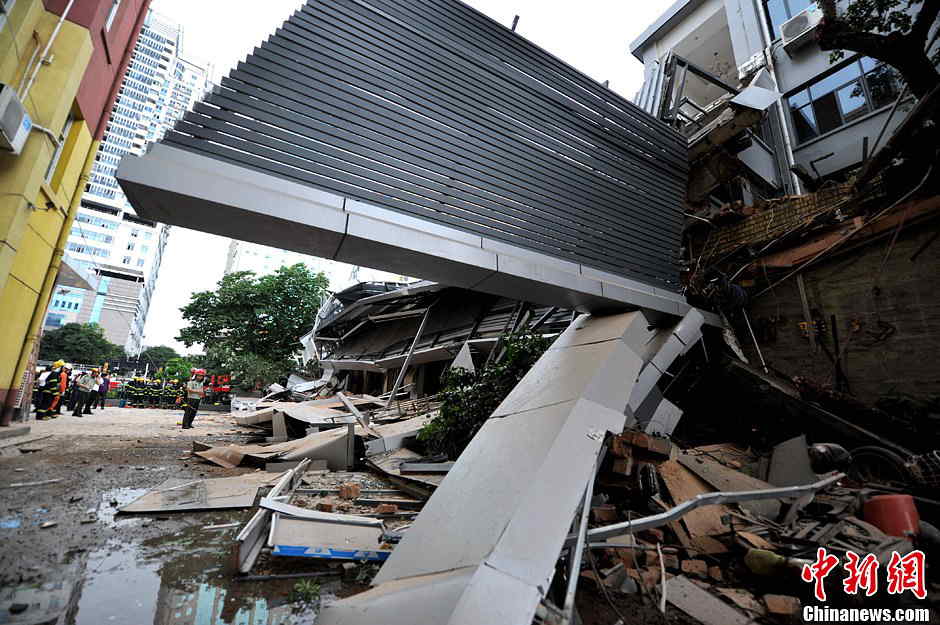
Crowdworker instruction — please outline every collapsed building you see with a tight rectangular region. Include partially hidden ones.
[109,0,939,622]
[304,280,573,398]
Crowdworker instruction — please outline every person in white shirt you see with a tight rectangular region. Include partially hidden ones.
[72,370,96,418]
[182,369,206,430]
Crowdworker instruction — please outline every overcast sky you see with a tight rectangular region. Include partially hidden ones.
[142,0,671,353]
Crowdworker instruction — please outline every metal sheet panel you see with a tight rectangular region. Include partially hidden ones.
[129,0,688,292]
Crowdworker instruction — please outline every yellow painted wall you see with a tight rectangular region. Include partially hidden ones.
[0,5,96,398]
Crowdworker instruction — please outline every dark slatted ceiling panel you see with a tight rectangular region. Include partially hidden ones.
[165,0,689,291]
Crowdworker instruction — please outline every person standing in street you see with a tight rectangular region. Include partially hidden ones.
[97,374,110,410]
[182,369,206,429]
[84,368,102,415]
[72,370,95,418]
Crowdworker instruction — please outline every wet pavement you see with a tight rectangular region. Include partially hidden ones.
[0,410,357,625]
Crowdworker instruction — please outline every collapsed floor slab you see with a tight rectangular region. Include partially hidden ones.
[317,309,705,624]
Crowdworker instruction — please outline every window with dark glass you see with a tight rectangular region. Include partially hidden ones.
[764,0,817,39]
[787,58,902,144]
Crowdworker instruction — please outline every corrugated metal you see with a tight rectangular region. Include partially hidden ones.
[163,0,689,290]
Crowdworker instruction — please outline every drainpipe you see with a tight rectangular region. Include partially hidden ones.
[20,0,77,100]
[1,140,98,426]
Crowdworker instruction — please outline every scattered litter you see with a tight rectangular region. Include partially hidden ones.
[39,521,57,529]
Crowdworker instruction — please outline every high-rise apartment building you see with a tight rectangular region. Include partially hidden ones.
[224,240,409,291]
[1,0,153,424]
[52,10,210,355]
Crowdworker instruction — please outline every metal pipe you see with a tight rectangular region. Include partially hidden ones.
[21,0,77,100]
[582,473,844,544]
[17,32,43,95]
[562,470,596,621]
[742,310,768,373]
[386,301,435,411]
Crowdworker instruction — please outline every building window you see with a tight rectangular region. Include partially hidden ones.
[105,0,122,31]
[127,242,135,251]
[137,258,145,267]
[763,0,816,39]
[45,114,75,183]
[788,58,902,144]
[122,255,131,265]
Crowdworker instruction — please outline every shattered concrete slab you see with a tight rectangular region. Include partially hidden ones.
[117,473,279,513]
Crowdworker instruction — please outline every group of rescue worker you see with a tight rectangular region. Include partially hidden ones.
[123,377,188,409]
[34,360,110,419]
[34,363,208,429]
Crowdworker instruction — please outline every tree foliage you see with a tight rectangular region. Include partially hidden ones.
[39,323,123,365]
[418,333,551,459]
[177,264,329,387]
[139,345,180,372]
[162,357,193,381]
[818,0,940,98]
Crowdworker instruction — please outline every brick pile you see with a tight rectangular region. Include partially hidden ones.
[699,182,855,261]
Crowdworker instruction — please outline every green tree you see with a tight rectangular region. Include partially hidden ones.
[139,345,180,372]
[162,357,194,381]
[817,0,939,98]
[418,333,551,459]
[177,264,329,386]
[39,323,123,365]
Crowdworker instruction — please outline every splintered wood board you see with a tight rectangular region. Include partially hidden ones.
[658,460,731,538]
[677,453,781,520]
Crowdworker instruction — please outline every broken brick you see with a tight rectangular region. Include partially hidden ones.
[611,456,633,476]
[681,559,708,579]
[764,594,801,616]
[338,483,361,499]
[662,553,680,571]
[638,528,664,543]
[316,502,335,512]
[708,566,723,582]
[376,503,399,514]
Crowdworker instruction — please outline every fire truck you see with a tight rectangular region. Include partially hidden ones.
[203,374,232,405]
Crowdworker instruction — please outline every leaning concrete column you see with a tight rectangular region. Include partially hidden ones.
[317,309,700,625]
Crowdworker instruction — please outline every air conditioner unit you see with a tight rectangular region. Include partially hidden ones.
[781,5,823,54]
[0,83,32,155]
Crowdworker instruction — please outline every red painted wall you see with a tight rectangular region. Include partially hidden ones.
[43,0,152,138]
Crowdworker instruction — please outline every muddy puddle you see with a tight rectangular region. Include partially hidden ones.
[0,491,347,625]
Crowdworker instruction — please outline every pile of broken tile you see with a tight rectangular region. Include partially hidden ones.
[579,430,935,623]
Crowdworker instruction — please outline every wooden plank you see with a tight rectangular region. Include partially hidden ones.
[689,535,729,555]
[677,453,781,520]
[658,460,731,538]
[665,576,753,625]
